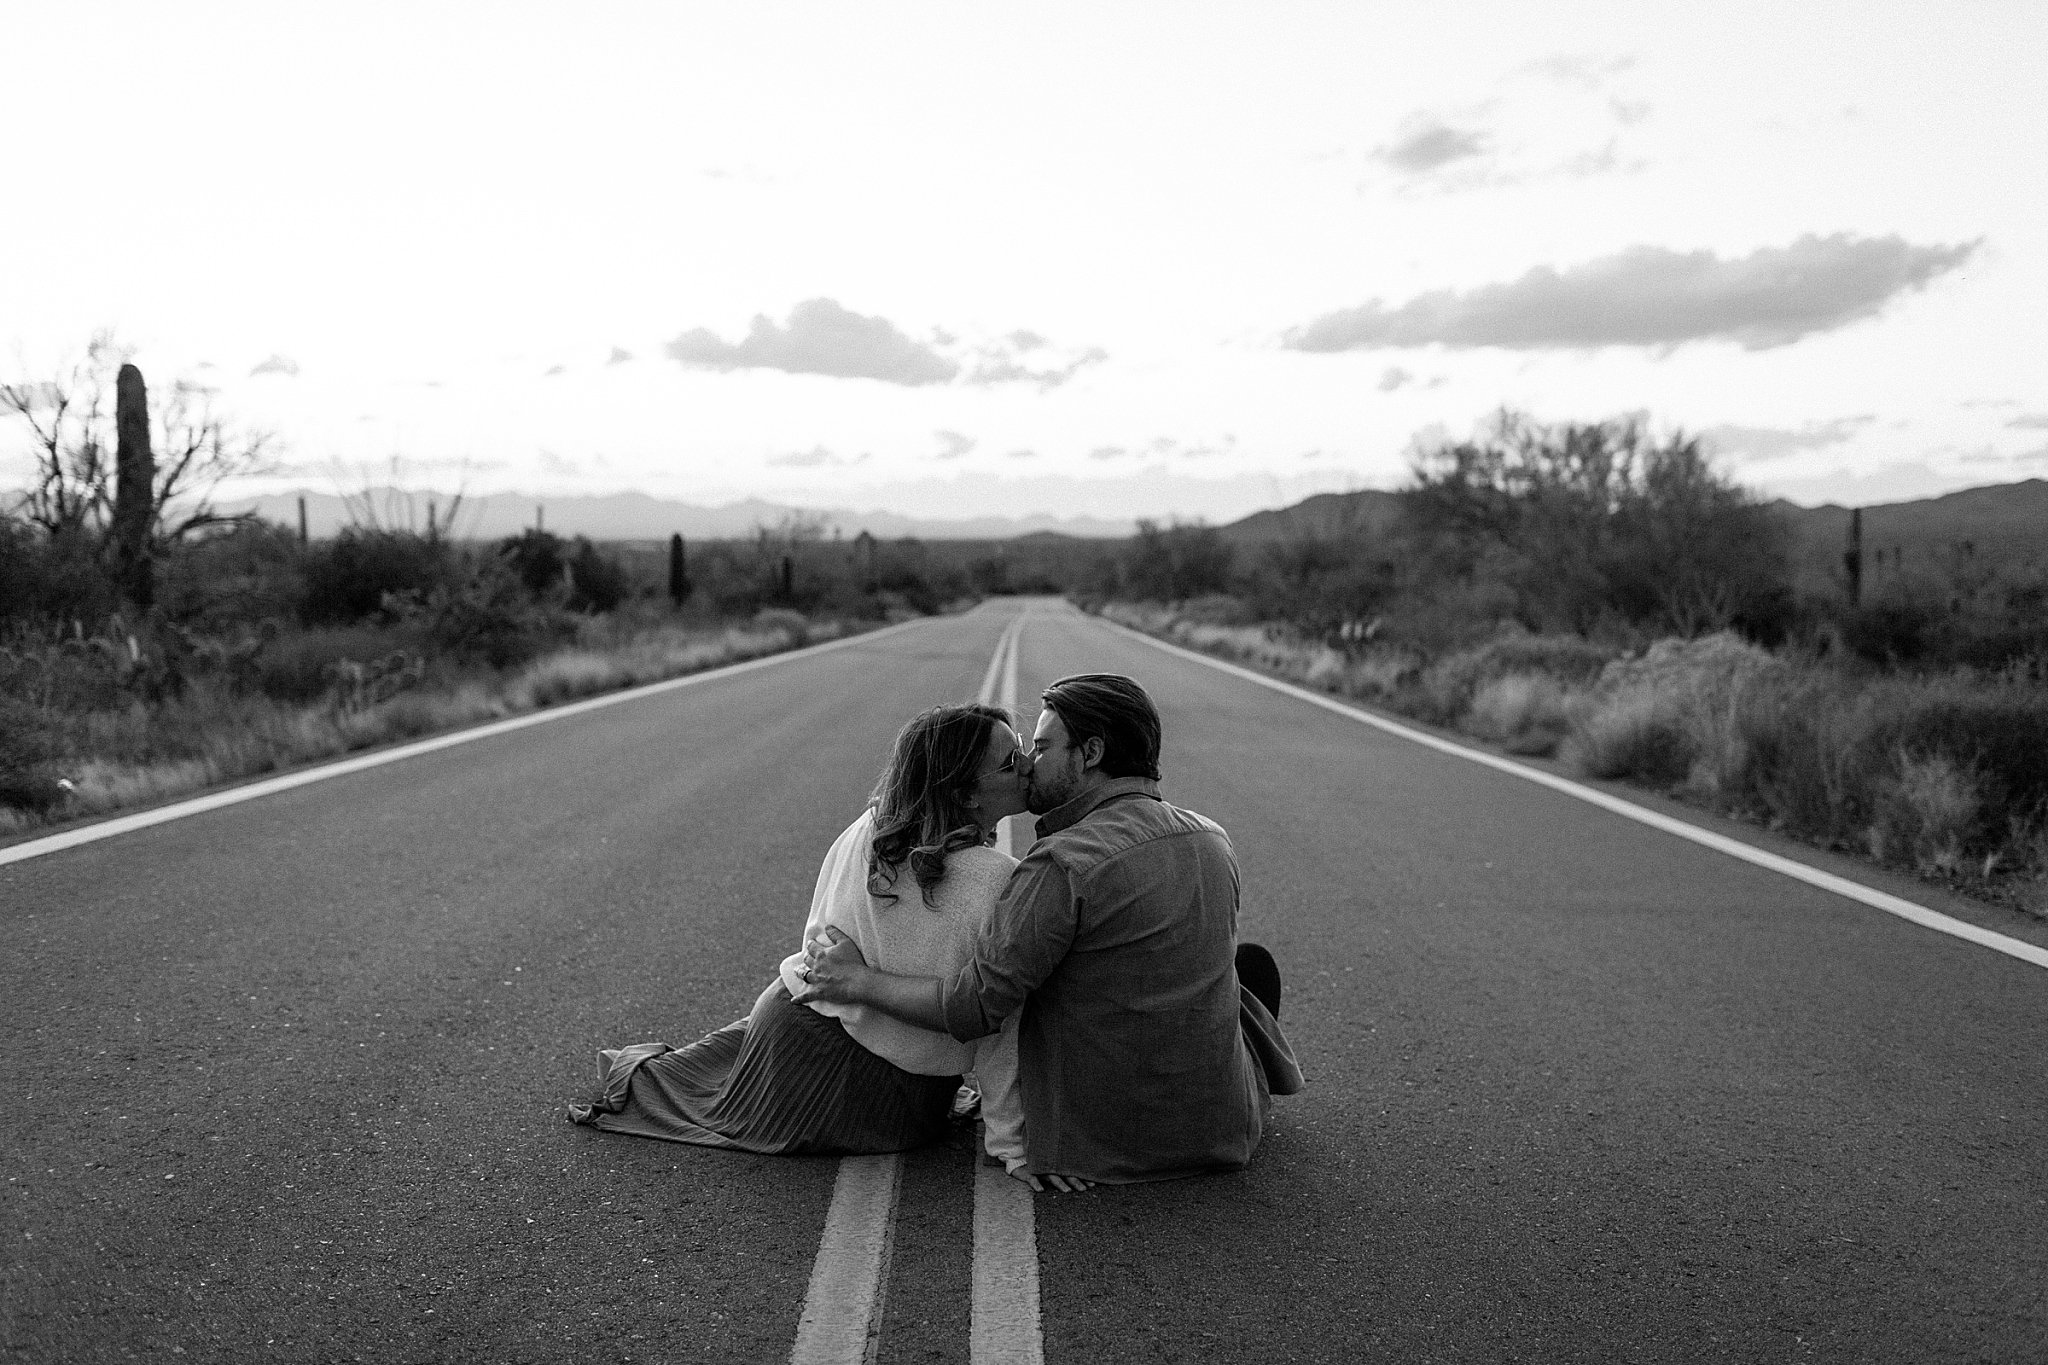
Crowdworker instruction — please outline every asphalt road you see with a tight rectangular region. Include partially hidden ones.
[5,597,2046,1363]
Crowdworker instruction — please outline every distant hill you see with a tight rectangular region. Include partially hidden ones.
[1209,479,2044,598]
[222,489,1135,542]
[1769,479,2048,596]
[1216,489,1405,545]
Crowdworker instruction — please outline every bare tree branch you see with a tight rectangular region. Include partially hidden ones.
[1,335,281,550]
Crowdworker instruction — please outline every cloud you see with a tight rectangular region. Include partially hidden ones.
[543,364,567,377]
[1284,234,1981,353]
[767,446,868,468]
[249,354,300,377]
[1697,416,1874,463]
[537,448,581,476]
[1559,139,1645,178]
[1377,366,1413,392]
[933,430,975,461]
[961,338,1107,391]
[607,347,633,365]
[1522,53,1637,89]
[1954,442,2048,467]
[1377,119,1488,174]
[1088,445,1130,461]
[667,298,959,386]
[2007,414,2048,429]
[1006,448,1039,460]
[664,300,1103,391]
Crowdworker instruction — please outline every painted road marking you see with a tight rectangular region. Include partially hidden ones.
[792,607,1044,1365]
[1105,615,2048,973]
[790,1154,901,1365]
[972,1160,1045,1365]
[977,606,1045,1364]
[0,615,932,870]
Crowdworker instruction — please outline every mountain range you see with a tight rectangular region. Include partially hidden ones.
[225,481,2047,594]
[223,489,1135,542]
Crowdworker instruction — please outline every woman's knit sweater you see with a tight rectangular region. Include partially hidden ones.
[779,808,1013,1076]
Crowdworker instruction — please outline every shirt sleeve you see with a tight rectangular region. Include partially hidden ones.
[780,811,871,999]
[939,848,1076,1041]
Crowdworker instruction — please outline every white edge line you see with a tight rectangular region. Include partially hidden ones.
[0,615,933,870]
[1100,615,2048,973]
[790,1152,901,1365]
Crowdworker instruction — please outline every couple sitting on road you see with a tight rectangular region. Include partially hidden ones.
[568,673,1303,1190]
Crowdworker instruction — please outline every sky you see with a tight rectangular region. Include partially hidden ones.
[4,1,2045,527]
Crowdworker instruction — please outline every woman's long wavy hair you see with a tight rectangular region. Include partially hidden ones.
[867,703,1010,908]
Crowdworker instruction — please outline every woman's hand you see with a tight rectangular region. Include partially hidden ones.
[790,925,870,1005]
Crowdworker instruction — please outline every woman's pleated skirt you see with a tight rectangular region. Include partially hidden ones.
[568,980,959,1155]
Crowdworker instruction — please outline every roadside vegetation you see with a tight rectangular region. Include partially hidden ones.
[1087,411,2048,920]
[0,342,980,837]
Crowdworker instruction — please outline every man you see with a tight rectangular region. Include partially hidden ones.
[795,673,1301,1190]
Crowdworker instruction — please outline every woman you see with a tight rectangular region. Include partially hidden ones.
[567,703,1029,1161]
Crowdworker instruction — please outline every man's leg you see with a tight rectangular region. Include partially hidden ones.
[1235,942,1281,1019]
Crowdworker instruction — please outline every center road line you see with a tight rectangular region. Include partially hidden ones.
[977,606,1045,1364]
[1103,613,2048,973]
[793,605,1044,1365]
[790,1154,902,1365]
[972,1162,1044,1365]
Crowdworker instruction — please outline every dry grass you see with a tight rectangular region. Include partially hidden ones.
[1466,673,1572,756]
[1099,599,2048,916]
[5,615,849,834]
[1561,685,1693,784]
[1870,751,1983,877]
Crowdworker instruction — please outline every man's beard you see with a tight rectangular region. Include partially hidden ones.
[1026,755,1081,814]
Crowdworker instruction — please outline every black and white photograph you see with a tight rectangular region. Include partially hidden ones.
[4,3,2046,1361]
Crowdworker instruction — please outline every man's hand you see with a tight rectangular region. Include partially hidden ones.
[795,927,950,1030]
[790,925,869,1005]
[1010,1171,1095,1193]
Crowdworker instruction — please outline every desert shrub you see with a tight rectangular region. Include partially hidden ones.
[1120,520,1234,602]
[385,562,571,668]
[302,528,452,624]
[1564,686,1694,784]
[498,528,568,599]
[157,520,308,631]
[250,623,425,702]
[0,697,66,813]
[1466,673,1572,756]
[0,519,117,625]
[1854,681,2048,828]
[566,539,628,613]
[1175,594,1260,626]
[1414,631,1618,725]
[1869,752,1984,876]
[752,607,810,648]
[1588,632,1786,798]
[1724,669,1865,840]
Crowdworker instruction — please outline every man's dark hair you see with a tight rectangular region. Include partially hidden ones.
[1041,673,1161,780]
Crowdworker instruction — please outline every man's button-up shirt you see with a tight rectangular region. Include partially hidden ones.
[939,776,1301,1184]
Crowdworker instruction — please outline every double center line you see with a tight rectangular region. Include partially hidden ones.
[790,607,1043,1365]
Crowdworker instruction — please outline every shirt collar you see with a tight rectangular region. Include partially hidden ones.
[1034,775,1161,838]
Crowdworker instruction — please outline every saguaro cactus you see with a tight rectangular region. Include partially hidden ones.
[111,362,155,609]
[1843,506,1863,608]
[667,533,691,607]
